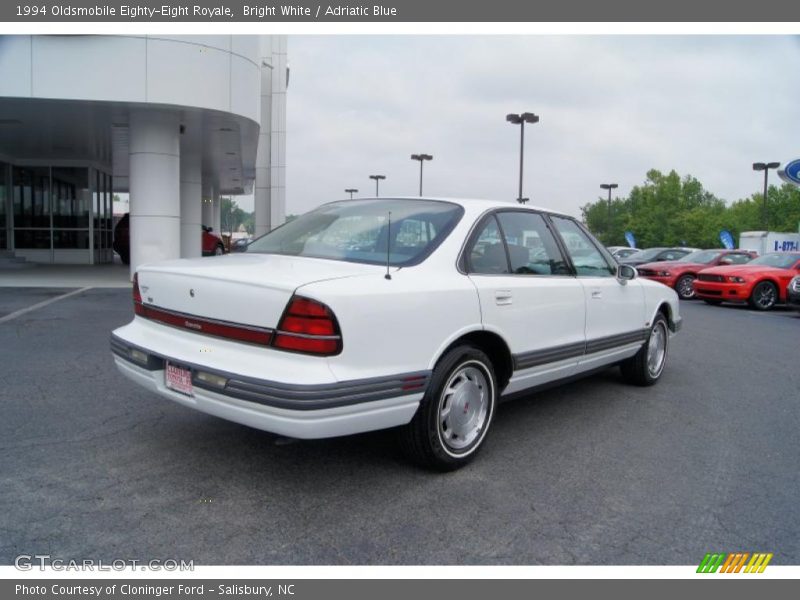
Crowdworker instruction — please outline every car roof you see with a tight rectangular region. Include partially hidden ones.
[331,196,575,219]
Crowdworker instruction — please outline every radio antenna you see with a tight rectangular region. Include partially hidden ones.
[385,211,392,280]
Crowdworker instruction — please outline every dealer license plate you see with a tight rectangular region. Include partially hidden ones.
[165,363,193,396]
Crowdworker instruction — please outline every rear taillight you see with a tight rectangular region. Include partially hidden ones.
[132,273,144,315]
[273,295,342,356]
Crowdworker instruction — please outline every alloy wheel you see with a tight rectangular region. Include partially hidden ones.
[437,363,490,452]
[646,320,668,378]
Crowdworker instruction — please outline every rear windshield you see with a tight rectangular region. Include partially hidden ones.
[246,199,464,266]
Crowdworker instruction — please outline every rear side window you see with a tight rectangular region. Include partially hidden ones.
[466,211,571,276]
[468,216,509,274]
[550,216,616,277]
[495,212,570,275]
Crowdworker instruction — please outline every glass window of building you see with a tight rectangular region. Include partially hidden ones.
[13,166,51,249]
[0,162,7,250]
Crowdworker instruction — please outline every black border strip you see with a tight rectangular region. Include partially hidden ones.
[513,329,648,371]
[111,334,430,411]
[585,330,648,354]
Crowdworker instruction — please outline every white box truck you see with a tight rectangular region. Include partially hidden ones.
[739,231,800,255]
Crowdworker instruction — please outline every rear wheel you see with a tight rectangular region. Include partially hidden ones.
[399,345,496,471]
[214,244,224,256]
[118,251,130,265]
[620,313,669,386]
[749,281,777,311]
[675,274,696,300]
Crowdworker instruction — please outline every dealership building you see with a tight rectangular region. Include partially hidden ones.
[0,34,287,276]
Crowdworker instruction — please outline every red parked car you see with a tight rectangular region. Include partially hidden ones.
[113,214,225,264]
[694,252,800,310]
[636,249,756,300]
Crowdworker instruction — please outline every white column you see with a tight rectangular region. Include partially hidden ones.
[212,194,221,234]
[270,35,287,229]
[128,109,180,278]
[180,144,202,258]
[255,36,274,236]
[201,181,214,227]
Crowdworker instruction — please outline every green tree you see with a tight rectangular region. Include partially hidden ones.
[582,169,734,248]
[220,197,254,235]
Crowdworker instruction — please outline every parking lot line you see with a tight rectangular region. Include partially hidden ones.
[0,287,93,324]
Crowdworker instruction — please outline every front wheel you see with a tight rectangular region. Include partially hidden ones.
[675,274,696,300]
[214,244,225,256]
[749,281,777,311]
[399,345,497,471]
[620,313,669,386]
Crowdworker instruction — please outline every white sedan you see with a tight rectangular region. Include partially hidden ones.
[111,198,681,470]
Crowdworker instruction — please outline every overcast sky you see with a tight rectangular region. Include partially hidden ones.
[262,35,800,219]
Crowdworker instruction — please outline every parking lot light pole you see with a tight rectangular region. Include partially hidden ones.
[345,188,358,199]
[410,154,433,196]
[753,162,780,229]
[600,183,618,240]
[369,175,386,197]
[506,112,539,204]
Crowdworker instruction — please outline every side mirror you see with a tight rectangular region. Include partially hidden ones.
[207,227,213,232]
[617,264,637,283]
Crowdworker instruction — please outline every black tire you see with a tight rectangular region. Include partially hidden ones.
[215,244,225,256]
[620,313,669,387]
[703,299,722,306]
[399,345,497,471]
[675,274,696,300]
[119,251,130,265]
[748,281,777,311]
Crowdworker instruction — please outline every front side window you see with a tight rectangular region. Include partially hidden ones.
[246,199,463,266]
[550,216,616,277]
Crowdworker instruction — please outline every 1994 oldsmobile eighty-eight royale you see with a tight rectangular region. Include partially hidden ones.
[111,198,681,470]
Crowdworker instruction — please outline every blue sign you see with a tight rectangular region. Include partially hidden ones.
[719,230,735,250]
[778,159,800,186]
[624,231,636,248]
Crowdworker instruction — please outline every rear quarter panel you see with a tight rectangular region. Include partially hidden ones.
[297,268,482,382]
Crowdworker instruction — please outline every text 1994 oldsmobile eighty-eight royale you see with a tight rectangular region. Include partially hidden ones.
[111,198,681,470]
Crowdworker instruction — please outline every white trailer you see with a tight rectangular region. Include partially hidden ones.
[739,231,800,255]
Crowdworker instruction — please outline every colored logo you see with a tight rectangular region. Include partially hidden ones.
[624,231,636,248]
[778,159,800,186]
[697,552,773,573]
[719,230,735,250]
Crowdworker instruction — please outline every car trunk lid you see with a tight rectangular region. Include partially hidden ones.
[136,254,382,329]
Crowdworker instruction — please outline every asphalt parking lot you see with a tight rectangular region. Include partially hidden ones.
[1,287,798,565]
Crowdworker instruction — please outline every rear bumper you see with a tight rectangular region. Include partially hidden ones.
[111,333,428,439]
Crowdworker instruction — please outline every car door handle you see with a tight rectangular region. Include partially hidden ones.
[591,290,602,299]
[495,290,513,305]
